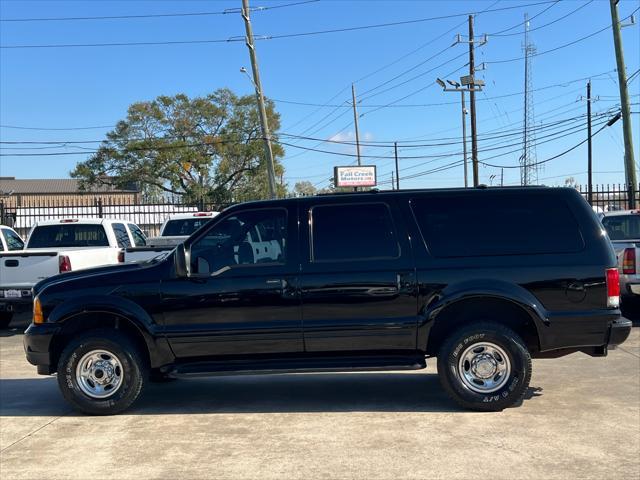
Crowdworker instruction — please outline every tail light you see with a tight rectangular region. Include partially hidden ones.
[622,248,636,274]
[118,251,125,263]
[59,255,72,273]
[33,296,44,324]
[606,268,620,308]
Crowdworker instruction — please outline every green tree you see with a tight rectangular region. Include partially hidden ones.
[71,89,286,204]
[292,181,318,197]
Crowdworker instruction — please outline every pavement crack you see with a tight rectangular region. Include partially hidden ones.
[0,410,71,454]
[617,346,640,359]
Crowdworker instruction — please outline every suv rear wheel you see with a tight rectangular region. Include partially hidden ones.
[437,322,532,411]
[57,329,146,415]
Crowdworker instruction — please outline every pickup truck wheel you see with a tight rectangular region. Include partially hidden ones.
[0,312,13,329]
[57,329,146,415]
[437,322,532,412]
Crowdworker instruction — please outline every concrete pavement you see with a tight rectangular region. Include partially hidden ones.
[0,320,638,480]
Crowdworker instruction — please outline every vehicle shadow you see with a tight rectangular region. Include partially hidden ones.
[0,374,543,416]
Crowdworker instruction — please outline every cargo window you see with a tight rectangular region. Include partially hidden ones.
[410,193,584,257]
[112,223,132,248]
[310,203,399,262]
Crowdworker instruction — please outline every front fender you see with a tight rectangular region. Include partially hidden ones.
[48,295,173,368]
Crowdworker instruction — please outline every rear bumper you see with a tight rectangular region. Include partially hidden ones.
[23,323,59,375]
[608,317,632,347]
[0,287,33,313]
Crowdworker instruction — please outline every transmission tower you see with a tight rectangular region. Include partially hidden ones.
[520,12,539,185]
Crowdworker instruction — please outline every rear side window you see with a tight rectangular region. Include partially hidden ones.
[128,224,147,247]
[601,215,640,241]
[27,224,109,248]
[410,193,584,257]
[162,218,213,236]
[112,223,132,248]
[3,229,24,251]
[310,203,399,262]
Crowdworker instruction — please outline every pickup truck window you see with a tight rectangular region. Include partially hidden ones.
[163,218,213,236]
[28,224,109,248]
[190,209,286,274]
[411,193,584,257]
[2,229,24,251]
[310,203,399,262]
[128,224,147,247]
[602,215,640,241]
[112,223,132,248]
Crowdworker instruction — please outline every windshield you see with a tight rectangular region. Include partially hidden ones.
[27,224,109,248]
[162,217,213,236]
[602,215,640,241]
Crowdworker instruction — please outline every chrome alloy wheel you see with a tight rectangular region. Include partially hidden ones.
[76,350,124,399]
[457,342,511,393]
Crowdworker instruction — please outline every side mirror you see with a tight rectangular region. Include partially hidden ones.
[175,243,189,277]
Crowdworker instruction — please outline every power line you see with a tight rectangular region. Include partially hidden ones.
[490,0,593,37]
[0,1,559,49]
[489,0,560,36]
[0,124,115,131]
[0,1,319,22]
[487,8,639,65]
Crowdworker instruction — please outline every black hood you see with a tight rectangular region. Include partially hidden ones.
[33,262,145,297]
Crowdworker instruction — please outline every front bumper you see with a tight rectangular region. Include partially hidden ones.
[23,323,59,375]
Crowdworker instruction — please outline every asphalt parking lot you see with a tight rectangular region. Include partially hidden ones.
[1,313,639,480]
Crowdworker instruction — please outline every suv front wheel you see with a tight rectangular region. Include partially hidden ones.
[57,329,146,415]
[437,322,532,411]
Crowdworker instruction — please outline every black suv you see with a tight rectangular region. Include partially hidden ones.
[24,187,631,414]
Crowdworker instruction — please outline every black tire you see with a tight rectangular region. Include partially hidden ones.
[57,329,146,415]
[0,312,13,329]
[437,322,532,412]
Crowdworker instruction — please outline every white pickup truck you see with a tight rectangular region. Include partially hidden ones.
[600,210,640,303]
[125,212,218,262]
[0,226,26,327]
[0,218,146,327]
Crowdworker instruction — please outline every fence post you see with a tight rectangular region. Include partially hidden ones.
[97,198,103,218]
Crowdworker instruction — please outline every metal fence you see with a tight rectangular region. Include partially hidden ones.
[0,197,229,238]
[576,184,640,212]
[2,184,639,239]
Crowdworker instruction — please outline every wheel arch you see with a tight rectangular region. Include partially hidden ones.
[49,302,174,372]
[424,294,545,357]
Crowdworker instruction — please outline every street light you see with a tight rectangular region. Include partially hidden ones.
[239,66,277,199]
[437,76,484,187]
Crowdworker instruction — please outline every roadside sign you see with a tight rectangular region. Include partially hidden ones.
[334,165,377,188]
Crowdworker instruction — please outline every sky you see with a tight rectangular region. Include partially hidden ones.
[0,0,639,192]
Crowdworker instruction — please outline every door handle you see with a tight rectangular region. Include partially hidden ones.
[266,279,284,286]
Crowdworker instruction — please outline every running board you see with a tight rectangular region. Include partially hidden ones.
[164,355,426,378]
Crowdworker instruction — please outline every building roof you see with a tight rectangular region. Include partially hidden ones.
[0,177,138,195]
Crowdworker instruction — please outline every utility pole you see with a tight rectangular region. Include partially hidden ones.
[241,0,277,199]
[468,15,479,187]
[351,83,362,166]
[587,81,593,205]
[500,167,504,187]
[391,171,395,191]
[461,90,468,187]
[609,0,637,208]
[394,141,400,190]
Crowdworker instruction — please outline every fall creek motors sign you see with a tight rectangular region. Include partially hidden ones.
[333,166,377,188]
